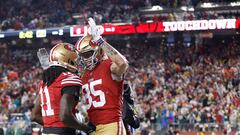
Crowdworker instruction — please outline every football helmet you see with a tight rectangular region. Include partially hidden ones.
[48,43,78,72]
[75,35,103,70]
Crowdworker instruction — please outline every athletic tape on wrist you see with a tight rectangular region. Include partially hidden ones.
[95,38,104,46]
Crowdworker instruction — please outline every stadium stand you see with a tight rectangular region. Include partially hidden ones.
[1,0,240,31]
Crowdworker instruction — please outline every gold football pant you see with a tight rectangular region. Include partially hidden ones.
[93,121,126,135]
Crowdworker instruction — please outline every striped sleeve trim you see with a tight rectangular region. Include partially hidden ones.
[61,81,82,85]
[61,74,82,85]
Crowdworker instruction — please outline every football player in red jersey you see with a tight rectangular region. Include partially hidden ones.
[75,18,129,135]
[31,43,95,135]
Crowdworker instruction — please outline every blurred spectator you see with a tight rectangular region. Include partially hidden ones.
[0,0,240,31]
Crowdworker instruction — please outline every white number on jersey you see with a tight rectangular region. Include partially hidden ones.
[82,79,106,109]
[39,86,54,116]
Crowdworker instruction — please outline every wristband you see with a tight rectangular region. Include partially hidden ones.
[93,37,104,47]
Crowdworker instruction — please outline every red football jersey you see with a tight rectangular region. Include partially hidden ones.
[38,72,82,127]
[81,59,124,125]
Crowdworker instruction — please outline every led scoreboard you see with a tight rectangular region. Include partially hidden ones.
[0,19,239,39]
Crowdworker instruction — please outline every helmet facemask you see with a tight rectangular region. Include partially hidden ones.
[78,47,102,70]
[75,35,104,71]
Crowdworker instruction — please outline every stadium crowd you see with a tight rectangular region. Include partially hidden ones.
[0,46,40,118]
[0,35,240,134]
[123,37,240,133]
[1,0,240,31]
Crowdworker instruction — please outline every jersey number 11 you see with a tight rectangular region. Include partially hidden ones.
[39,86,54,116]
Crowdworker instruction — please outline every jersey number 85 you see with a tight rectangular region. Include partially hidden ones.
[82,79,106,109]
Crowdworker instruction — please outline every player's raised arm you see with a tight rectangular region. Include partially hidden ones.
[31,95,43,125]
[102,42,129,76]
[88,18,129,77]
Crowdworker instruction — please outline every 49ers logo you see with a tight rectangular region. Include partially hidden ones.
[64,44,75,51]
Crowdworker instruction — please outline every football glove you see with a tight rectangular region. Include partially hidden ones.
[86,121,96,134]
[88,17,104,46]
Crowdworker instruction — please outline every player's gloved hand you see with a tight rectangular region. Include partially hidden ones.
[88,17,104,46]
[86,121,96,134]
[131,115,140,129]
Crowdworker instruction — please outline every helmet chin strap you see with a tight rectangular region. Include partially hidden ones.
[83,48,100,70]
[93,59,97,64]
